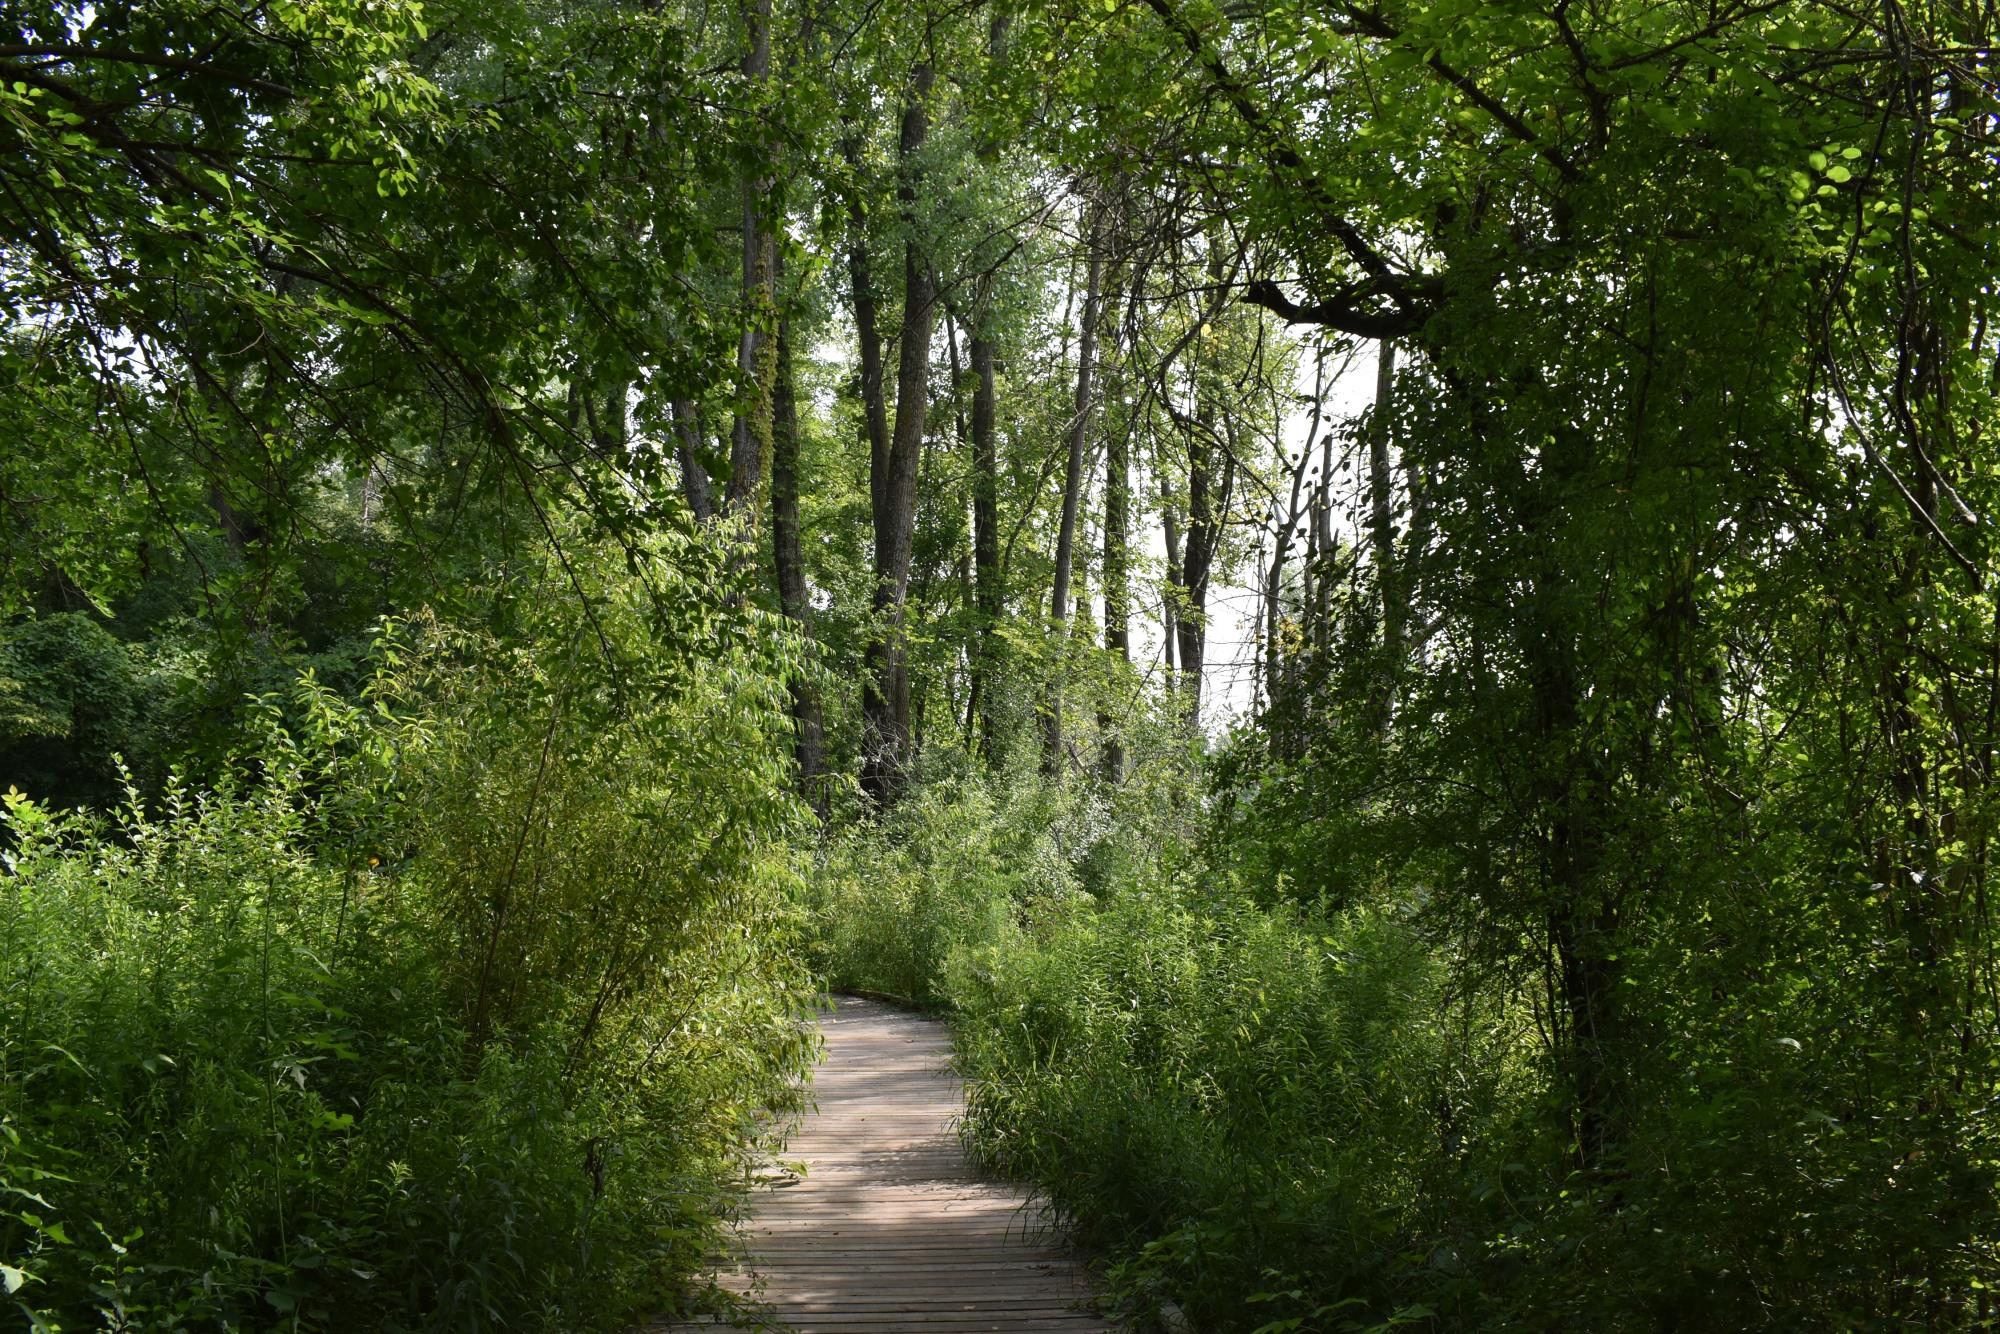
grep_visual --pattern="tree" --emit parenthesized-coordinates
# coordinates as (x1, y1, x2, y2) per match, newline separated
(844, 46, 938, 803)
(1040, 202, 1105, 774)
(1030, 0, 2000, 1287)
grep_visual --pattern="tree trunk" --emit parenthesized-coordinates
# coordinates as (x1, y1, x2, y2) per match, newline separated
(860, 61, 936, 805)
(1526, 422, 1620, 1176)
(1100, 395, 1130, 782)
(770, 297, 825, 815)
(1367, 340, 1400, 726)
(1041, 215, 1104, 776)
(673, 399, 715, 521)
(1265, 418, 1312, 718)
(1309, 381, 1336, 651)
(1159, 434, 1182, 678)
(1174, 406, 1232, 726)
(726, 0, 774, 524)
(584, 380, 627, 457)
(844, 130, 892, 516)
(967, 316, 1002, 755)
(964, 12, 1014, 759)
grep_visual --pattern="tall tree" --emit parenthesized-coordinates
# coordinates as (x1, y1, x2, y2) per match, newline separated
(966, 312, 1004, 753)
(963, 8, 1016, 758)
(1171, 386, 1233, 725)
(1099, 355, 1131, 782)
(1364, 340, 1398, 728)
(1261, 358, 1318, 725)
(1040, 205, 1105, 774)
(858, 57, 938, 804)
(725, 0, 777, 525)
(673, 401, 718, 522)
(1046, 0, 2000, 1229)
(770, 302, 825, 812)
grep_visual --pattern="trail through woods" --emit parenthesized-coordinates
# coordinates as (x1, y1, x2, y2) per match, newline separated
(654, 996, 1115, 1333)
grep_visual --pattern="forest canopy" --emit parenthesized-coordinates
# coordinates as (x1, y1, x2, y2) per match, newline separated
(2, 0, 1997, 1329)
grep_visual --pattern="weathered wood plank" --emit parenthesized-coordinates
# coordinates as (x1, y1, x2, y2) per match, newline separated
(647, 995, 1115, 1333)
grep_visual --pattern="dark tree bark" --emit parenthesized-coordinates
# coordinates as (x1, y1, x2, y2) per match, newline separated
(859, 60, 936, 805)
(960, 10, 1016, 756)
(966, 302, 1003, 756)
(1158, 433, 1182, 678)
(1367, 340, 1401, 726)
(580, 379, 628, 458)
(943, 314, 980, 749)
(1264, 396, 1314, 719)
(1522, 421, 1621, 1176)
(1272, 352, 1332, 710)
(1307, 390, 1337, 653)
(602, 383, 628, 454)
(845, 152, 891, 509)
(673, 399, 715, 522)
(1173, 406, 1233, 725)
(1100, 389, 1131, 782)
(964, 13, 1015, 758)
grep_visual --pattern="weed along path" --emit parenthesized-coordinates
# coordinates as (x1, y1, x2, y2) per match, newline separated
(654, 994, 1114, 1333)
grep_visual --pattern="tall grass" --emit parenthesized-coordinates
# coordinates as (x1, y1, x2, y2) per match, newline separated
(2, 597, 816, 1330)
(799, 758, 2000, 1329)
(949, 888, 1524, 1332)
(792, 773, 1526, 1332)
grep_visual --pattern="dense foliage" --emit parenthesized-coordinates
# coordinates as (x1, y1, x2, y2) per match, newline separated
(2, 553, 816, 1331)
(5, 0, 1997, 1328)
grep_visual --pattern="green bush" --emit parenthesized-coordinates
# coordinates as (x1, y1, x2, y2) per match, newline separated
(793, 772, 1535, 1331)
(798, 772, 1159, 1008)
(948, 884, 1514, 1333)
(808, 755, 2000, 1330)
(1, 573, 817, 1330)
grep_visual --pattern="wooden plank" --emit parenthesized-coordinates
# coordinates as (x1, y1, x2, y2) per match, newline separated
(647, 994, 1116, 1333)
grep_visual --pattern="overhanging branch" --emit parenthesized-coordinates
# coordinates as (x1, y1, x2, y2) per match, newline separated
(1242, 276, 1434, 338)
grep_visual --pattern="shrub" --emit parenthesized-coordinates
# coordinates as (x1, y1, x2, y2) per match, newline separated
(948, 885, 1513, 1332)
(793, 771, 1523, 1332)
(797, 770, 1169, 1008)
(2, 555, 817, 1330)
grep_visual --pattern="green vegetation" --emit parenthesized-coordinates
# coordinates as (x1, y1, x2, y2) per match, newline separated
(5, 0, 1998, 1328)
(809, 757, 2000, 1328)
(3, 565, 815, 1331)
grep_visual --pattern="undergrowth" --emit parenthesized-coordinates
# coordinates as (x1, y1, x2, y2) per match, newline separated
(795, 762, 1999, 1331)
(2, 561, 817, 1331)
(793, 768, 1517, 1330)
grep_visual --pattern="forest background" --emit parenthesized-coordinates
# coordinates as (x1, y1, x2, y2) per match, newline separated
(2, 0, 1997, 1329)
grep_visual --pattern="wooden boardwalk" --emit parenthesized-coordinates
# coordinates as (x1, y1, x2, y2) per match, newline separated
(653, 995, 1113, 1333)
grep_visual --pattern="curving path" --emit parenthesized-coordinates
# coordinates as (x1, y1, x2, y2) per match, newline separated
(654, 995, 1113, 1333)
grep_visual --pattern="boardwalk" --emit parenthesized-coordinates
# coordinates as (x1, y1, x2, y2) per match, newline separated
(656, 995, 1113, 1333)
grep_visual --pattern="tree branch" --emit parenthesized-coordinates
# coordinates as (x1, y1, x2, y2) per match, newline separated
(1241, 276, 1433, 338)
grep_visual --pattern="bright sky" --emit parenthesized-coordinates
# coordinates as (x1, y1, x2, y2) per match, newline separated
(809, 318, 1388, 736)
(1127, 336, 1384, 732)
